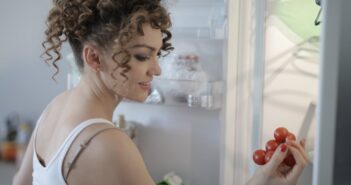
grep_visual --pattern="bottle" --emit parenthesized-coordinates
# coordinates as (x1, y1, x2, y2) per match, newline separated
(115, 115, 137, 146)
(117, 115, 126, 129)
(16, 122, 31, 166)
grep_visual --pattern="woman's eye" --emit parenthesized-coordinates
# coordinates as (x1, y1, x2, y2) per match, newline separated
(134, 55, 149, 62)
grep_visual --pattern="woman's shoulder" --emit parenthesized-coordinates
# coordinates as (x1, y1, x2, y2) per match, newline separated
(65, 125, 155, 184)
(68, 124, 137, 165)
(42, 90, 70, 113)
(90, 126, 133, 153)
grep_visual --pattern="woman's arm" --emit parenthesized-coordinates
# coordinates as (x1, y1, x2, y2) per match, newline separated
(12, 133, 34, 185)
(65, 128, 155, 185)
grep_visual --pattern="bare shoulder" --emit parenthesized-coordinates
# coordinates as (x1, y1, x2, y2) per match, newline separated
(42, 91, 70, 114)
(90, 128, 138, 160)
(66, 126, 155, 185)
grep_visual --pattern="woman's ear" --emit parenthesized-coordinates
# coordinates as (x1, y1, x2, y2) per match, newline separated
(82, 44, 101, 71)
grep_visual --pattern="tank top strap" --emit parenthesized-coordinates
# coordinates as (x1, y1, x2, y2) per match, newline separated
(62, 126, 120, 182)
(58, 118, 115, 157)
(35, 118, 115, 169)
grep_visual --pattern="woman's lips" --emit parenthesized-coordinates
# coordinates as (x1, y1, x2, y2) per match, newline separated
(138, 82, 150, 91)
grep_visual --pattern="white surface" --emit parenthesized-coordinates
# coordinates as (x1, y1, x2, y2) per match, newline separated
(228, 0, 258, 184)
(219, 0, 239, 184)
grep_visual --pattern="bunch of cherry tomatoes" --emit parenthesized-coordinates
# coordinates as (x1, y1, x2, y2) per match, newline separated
(253, 127, 296, 166)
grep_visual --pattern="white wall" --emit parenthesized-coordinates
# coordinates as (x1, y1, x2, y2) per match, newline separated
(0, 1, 69, 132)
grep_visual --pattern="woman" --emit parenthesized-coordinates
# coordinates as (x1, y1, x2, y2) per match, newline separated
(12, 0, 308, 184)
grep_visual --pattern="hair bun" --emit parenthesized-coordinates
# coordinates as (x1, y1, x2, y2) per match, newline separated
(42, 0, 173, 81)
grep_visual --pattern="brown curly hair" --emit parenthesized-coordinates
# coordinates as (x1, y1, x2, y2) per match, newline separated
(41, 0, 173, 81)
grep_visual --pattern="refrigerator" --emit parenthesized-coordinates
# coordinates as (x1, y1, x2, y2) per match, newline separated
(65, 0, 350, 185)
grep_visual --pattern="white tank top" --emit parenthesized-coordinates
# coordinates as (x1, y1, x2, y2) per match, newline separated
(32, 117, 114, 185)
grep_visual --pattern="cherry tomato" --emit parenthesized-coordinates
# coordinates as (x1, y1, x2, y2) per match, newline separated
(274, 127, 289, 143)
(265, 139, 279, 151)
(253, 149, 266, 165)
(286, 132, 296, 141)
(265, 150, 274, 163)
(284, 154, 296, 167)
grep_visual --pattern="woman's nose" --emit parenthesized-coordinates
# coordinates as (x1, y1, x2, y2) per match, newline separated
(148, 59, 161, 76)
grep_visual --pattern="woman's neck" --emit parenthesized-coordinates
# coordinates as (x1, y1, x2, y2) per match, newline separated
(70, 75, 122, 121)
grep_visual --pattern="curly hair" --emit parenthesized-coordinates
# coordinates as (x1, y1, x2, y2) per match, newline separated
(41, 0, 173, 81)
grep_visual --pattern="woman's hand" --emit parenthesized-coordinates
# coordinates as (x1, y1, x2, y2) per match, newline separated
(246, 139, 308, 185)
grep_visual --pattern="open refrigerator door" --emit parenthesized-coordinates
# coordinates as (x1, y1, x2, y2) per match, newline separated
(225, 0, 322, 185)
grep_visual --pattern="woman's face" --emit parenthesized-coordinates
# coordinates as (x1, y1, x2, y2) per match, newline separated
(100, 24, 163, 102)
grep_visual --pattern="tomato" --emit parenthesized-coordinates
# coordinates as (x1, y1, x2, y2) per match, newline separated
(274, 127, 289, 143)
(284, 154, 296, 167)
(265, 150, 274, 163)
(253, 149, 266, 165)
(252, 127, 298, 166)
(286, 132, 296, 141)
(265, 139, 278, 151)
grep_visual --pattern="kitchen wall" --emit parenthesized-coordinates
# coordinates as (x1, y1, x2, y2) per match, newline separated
(0, 1, 69, 183)
(0, 0, 70, 130)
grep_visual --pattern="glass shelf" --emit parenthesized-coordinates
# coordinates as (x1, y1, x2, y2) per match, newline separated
(67, 72, 223, 110)
(165, 0, 227, 40)
(170, 24, 227, 40)
(137, 78, 224, 110)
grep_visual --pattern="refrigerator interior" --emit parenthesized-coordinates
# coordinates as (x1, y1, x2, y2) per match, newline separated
(111, 0, 228, 184)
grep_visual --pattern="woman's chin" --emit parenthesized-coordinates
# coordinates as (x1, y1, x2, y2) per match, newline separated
(125, 95, 148, 103)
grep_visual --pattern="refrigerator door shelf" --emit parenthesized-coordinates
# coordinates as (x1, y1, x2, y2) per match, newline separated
(170, 21, 227, 40)
(124, 79, 224, 110)
(167, 0, 227, 40)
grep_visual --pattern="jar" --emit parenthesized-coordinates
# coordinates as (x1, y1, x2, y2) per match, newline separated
(159, 53, 208, 101)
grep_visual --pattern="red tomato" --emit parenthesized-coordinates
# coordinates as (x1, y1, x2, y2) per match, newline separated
(253, 150, 266, 165)
(286, 132, 296, 141)
(274, 127, 289, 143)
(284, 154, 296, 167)
(265, 150, 274, 163)
(265, 139, 279, 151)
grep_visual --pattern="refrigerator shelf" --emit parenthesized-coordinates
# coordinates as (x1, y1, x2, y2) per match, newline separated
(170, 25, 227, 40)
(68, 70, 224, 110)
(166, 0, 227, 40)
(125, 78, 224, 110)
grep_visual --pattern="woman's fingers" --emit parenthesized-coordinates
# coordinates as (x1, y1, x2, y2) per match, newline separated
(286, 139, 308, 162)
(286, 145, 308, 182)
(300, 139, 306, 149)
(265, 144, 289, 170)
